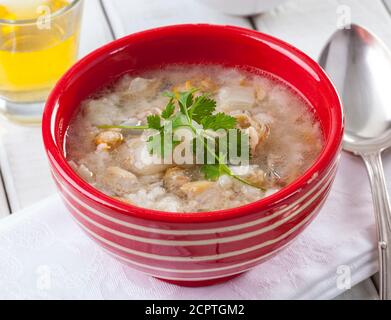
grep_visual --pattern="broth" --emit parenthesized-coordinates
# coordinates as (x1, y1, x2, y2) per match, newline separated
(66, 65, 323, 212)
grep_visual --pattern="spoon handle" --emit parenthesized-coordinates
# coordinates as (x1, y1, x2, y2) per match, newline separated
(361, 152, 391, 300)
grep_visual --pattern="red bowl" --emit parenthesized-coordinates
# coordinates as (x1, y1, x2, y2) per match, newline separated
(42, 24, 343, 287)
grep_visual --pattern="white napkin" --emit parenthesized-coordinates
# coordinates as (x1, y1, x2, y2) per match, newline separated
(0, 151, 387, 300)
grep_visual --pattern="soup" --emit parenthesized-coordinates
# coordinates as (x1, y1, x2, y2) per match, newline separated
(65, 65, 323, 212)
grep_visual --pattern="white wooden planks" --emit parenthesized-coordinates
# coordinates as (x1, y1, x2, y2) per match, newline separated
(254, 0, 391, 60)
(0, 0, 113, 212)
(101, 0, 252, 38)
(0, 124, 53, 212)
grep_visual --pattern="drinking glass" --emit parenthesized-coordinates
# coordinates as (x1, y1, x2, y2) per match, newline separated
(0, 0, 83, 124)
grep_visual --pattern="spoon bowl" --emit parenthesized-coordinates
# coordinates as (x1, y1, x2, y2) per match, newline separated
(319, 24, 391, 154)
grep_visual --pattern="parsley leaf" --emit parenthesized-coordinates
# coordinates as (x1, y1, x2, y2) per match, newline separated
(147, 114, 162, 130)
(100, 88, 261, 189)
(177, 90, 197, 114)
(189, 95, 216, 123)
(201, 163, 232, 181)
(201, 113, 237, 131)
(201, 164, 223, 181)
(171, 113, 190, 130)
(161, 98, 175, 119)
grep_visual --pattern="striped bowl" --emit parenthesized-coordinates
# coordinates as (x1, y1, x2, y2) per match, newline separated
(42, 24, 344, 286)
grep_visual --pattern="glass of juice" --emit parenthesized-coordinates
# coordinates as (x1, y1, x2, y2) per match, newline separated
(0, 0, 83, 124)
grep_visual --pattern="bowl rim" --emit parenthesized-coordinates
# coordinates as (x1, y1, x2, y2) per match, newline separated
(42, 24, 343, 224)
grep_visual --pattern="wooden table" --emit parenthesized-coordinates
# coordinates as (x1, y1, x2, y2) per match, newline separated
(1, 0, 389, 299)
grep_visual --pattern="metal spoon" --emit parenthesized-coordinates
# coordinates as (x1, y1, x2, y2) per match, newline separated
(319, 24, 391, 300)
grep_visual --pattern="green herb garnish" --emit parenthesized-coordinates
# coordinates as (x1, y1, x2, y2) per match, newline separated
(99, 89, 261, 189)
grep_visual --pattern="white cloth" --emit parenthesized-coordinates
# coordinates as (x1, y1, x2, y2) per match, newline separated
(0, 151, 386, 300)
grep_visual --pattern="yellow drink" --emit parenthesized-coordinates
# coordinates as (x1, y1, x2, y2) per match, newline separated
(0, 0, 82, 103)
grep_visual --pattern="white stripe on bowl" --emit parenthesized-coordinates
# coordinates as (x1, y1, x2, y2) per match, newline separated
(71, 194, 328, 262)
(100, 234, 294, 274)
(69, 198, 324, 281)
(52, 161, 336, 236)
(61, 171, 332, 246)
